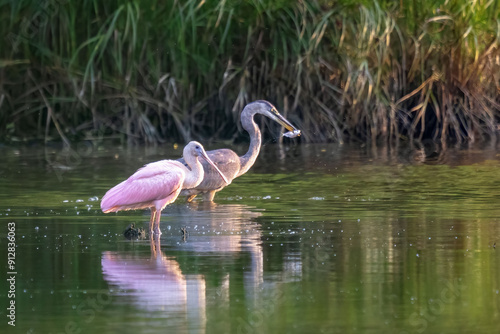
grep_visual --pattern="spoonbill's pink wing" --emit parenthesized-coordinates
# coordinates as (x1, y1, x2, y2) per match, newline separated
(101, 160, 186, 213)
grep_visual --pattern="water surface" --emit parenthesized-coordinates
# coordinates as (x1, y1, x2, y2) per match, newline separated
(1, 142, 500, 333)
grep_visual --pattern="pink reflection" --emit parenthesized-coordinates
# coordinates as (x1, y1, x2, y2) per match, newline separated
(102, 237, 206, 332)
(101, 203, 302, 331)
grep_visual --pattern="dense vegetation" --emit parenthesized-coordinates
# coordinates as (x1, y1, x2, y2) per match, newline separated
(0, 0, 499, 145)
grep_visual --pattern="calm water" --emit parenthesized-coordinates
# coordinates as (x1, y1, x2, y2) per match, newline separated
(1, 141, 500, 334)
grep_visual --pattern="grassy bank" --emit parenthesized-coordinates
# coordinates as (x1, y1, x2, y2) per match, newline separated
(0, 0, 499, 145)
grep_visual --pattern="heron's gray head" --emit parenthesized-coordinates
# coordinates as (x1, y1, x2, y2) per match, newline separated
(243, 100, 299, 134)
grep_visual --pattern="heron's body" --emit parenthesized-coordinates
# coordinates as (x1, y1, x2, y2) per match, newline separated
(101, 141, 228, 235)
(179, 100, 300, 202)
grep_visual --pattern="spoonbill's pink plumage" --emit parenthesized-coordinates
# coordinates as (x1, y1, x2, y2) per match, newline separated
(101, 141, 228, 235)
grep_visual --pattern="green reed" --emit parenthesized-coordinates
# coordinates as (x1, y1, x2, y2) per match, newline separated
(0, 0, 498, 145)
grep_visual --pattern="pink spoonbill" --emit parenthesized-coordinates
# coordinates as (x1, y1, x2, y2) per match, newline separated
(101, 141, 229, 235)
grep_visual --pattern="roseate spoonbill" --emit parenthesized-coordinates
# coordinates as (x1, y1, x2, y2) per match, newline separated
(179, 100, 300, 202)
(101, 141, 228, 235)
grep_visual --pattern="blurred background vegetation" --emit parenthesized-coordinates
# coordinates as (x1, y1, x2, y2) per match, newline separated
(0, 0, 499, 146)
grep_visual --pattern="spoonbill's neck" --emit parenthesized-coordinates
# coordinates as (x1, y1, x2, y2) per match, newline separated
(182, 156, 205, 189)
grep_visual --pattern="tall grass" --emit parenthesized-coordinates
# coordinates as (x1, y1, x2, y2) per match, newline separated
(0, 0, 499, 145)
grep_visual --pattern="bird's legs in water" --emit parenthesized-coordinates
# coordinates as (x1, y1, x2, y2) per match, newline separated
(186, 191, 215, 202)
(202, 190, 217, 202)
(186, 189, 221, 202)
(148, 209, 155, 234)
(186, 195, 197, 203)
(154, 209, 162, 235)
(148, 208, 162, 235)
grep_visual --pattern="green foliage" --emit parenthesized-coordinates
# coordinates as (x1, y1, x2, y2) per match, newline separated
(0, 0, 499, 145)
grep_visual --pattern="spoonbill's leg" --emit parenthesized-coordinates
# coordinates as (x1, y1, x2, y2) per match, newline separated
(154, 209, 162, 235)
(149, 209, 156, 235)
(186, 195, 197, 203)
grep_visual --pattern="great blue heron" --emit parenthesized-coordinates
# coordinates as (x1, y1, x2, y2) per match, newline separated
(179, 100, 300, 202)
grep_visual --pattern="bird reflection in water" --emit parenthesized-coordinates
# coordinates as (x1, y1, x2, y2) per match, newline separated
(102, 236, 206, 332)
(102, 203, 303, 332)
(102, 204, 263, 331)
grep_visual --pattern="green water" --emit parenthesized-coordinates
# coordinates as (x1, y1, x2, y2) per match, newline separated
(1, 142, 500, 334)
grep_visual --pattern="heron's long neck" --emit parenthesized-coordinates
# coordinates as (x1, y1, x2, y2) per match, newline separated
(183, 157, 204, 189)
(238, 114, 261, 177)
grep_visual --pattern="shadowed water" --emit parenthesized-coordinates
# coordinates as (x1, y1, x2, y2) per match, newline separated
(1, 141, 500, 334)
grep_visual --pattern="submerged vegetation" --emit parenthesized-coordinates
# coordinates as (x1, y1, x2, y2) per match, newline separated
(0, 0, 499, 145)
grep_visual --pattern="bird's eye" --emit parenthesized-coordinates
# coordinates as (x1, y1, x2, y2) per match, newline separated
(196, 146, 200, 150)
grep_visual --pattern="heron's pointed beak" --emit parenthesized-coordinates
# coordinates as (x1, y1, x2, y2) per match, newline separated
(199, 151, 230, 184)
(270, 107, 301, 136)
